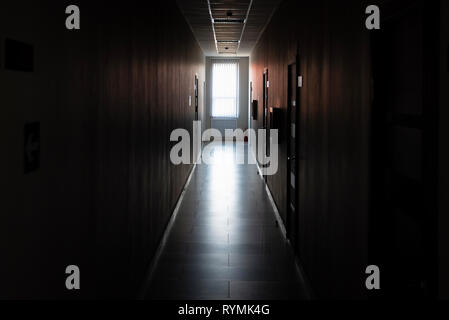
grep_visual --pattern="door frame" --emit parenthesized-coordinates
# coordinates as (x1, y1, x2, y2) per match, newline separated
(286, 52, 301, 251)
(262, 68, 269, 180)
(194, 74, 199, 121)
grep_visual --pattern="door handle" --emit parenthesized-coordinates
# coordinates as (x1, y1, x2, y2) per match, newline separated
(288, 156, 296, 161)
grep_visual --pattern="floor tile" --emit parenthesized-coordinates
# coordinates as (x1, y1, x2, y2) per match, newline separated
(145, 142, 306, 300)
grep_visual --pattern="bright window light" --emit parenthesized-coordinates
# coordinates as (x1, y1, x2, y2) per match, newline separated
(212, 61, 239, 118)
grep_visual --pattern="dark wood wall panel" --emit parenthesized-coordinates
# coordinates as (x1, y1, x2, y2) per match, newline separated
(250, 0, 371, 298)
(93, 1, 205, 297)
(0, 0, 204, 298)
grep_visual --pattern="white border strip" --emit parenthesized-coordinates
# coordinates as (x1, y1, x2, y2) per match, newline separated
(138, 162, 198, 299)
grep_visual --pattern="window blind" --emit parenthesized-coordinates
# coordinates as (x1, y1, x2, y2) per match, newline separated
(212, 61, 239, 118)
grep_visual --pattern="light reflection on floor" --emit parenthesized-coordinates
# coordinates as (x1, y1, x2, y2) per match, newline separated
(146, 142, 306, 300)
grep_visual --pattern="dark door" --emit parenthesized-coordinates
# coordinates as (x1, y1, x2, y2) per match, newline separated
(263, 69, 269, 179)
(287, 61, 299, 247)
(370, 1, 438, 298)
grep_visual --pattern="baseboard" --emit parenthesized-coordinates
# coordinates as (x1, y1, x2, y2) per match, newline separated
(138, 161, 198, 299)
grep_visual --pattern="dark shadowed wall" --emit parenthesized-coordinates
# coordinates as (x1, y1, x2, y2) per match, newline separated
(0, 0, 204, 298)
(250, 0, 372, 299)
(250, 0, 442, 299)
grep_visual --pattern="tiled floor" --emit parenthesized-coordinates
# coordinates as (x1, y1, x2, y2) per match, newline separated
(144, 142, 306, 300)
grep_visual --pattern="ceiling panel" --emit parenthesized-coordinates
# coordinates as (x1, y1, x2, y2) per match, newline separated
(177, 0, 281, 56)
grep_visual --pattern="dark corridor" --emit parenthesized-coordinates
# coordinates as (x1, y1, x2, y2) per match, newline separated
(1, 0, 448, 307)
(144, 143, 305, 300)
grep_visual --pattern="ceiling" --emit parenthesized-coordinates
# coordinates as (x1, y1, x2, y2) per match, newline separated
(177, 0, 282, 57)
